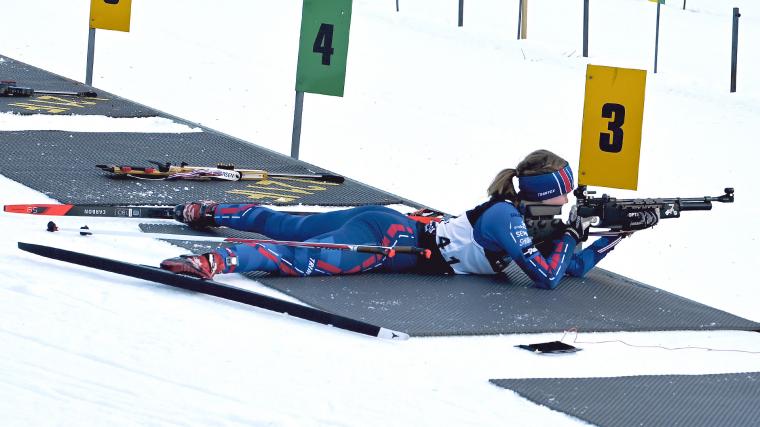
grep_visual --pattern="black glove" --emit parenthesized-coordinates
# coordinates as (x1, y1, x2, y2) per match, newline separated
(173, 201, 218, 228)
(622, 208, 659, 231)
(564, 206, 592, 243)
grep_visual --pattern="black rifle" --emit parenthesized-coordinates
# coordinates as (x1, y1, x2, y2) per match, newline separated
(1, 80, 97, 98)
(525, 186, 735, 248)
(575, 185, 734, 229)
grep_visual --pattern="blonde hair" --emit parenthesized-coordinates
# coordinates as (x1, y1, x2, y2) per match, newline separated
(487, 149, 569, 201)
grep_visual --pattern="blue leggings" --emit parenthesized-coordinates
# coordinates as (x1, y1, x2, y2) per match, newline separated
(212, 205, 420, 276)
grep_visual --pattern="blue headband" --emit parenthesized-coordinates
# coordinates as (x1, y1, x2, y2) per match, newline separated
(517, 164, 574, 201)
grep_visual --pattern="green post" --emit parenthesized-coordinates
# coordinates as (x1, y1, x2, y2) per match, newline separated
(292, 0, 353, 159)
(295, 0, 353, 97)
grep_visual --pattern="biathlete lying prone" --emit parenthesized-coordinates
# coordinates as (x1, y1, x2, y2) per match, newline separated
(160, 150, 658, 289)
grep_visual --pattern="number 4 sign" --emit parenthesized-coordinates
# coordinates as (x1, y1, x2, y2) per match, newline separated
(296, 0, 353, 97)
(578, 65, 647, 190)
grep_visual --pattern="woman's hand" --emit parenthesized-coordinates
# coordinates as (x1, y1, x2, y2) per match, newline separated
(565, 206, 592, 242)
(173, 201, 219, 228)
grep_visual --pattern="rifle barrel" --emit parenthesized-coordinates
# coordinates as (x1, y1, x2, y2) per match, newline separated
(679, 201, 712, 211)
(611, 191, 734, 207)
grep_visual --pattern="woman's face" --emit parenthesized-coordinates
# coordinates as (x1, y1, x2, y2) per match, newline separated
(541, 193, 569, 206)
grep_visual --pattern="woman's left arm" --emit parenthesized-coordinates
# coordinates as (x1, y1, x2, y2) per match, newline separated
(564, 235, 626, 277)
(477, 203, 578, 289)
(477, 204, 626, 289)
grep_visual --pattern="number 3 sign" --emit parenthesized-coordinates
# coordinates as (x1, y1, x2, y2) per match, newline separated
(579, 65, 647, 190)
(296, 0, 353, 97)
(89, 0, 132, 32)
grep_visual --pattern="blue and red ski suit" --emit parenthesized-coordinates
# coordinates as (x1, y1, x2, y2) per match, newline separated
(211, 201, 622, 289)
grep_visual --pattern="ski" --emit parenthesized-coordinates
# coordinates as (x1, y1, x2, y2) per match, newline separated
(3, 203, 329, 219)
(17, 242, 409, 340)
(96, 162, 345, 183)
(5, 203, 449, 223)
(4, 204, 175, 219)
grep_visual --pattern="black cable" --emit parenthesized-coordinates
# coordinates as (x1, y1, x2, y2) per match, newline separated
(560, 327, 760, 355)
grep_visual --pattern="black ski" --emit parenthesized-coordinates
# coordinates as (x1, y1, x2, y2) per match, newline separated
(4, 203, 175, 219)
(5, 203, 449, 222)
(18, 242, 409, 340)
(4, 203, 319, 219)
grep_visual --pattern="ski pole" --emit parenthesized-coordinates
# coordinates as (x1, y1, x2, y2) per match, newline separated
(45, 222, 433, 259)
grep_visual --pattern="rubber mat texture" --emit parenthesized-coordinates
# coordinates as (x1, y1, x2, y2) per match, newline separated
(0, 55, 159, 117)
(0, 130, 416, 206)
(140, 223, 760, 336)
(490, 373, 760, 427)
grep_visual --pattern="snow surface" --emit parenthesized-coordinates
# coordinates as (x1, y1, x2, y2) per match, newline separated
(0, 113, 202, 133)
(1, 0, 759, 425)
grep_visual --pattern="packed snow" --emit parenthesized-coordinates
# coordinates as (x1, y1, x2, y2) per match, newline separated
(1, 0, 759, 426)
(0, 113, 202, 133)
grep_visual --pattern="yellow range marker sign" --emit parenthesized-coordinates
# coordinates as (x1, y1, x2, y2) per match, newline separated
(578, 65, 647, 191)
(226, 177, 342, 203)
(90, 0, 132, 32)
(9, 96, 111, 114)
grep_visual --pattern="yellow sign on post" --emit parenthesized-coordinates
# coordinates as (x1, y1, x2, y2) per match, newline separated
(578, 64, 647, 190)
(89, 0, 132, 32)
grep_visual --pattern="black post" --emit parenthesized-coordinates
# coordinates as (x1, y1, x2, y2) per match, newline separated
(396, 0, 399, 12)
(731, 7, 740, 93)
(85, 28, 96, 85)
(517, 0, 523, 39)
(458, 0, 463, 27)
(583, 0, 589, 57)
(682, 0, 686, 10)
(291, 91, 304, 159)
(654, 0, 661, 73)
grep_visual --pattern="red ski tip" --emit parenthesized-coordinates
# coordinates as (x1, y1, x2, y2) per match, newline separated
(4, 204, 74, 216)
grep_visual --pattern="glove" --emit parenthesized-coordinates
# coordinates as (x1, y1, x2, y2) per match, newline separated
(564, 205, 593, 243)
(160, 252, 226, 279)
(623, 208, 659, 231)
(173, 201, 218, 228)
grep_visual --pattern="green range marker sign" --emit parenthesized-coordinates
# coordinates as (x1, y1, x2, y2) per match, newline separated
(296, 0, 353, 97)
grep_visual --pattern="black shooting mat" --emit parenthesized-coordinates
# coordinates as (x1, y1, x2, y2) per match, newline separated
(0, 130, 416, 206)
(0, 54, 159, 117)
(141, 223, 760, 337)
(490, 373, 760, 427)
